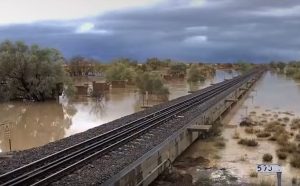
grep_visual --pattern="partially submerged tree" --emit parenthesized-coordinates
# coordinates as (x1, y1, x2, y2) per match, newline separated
(105, 62, 136, 82)
(135, 72, 169, 95)
(145, 58, 171, 71)
(0, 40, 73, 101)
(169, 62, 187, 77)
(236, 61, 253, 74)
(187, 64, 205, 82)
(68, 56, 101, 76)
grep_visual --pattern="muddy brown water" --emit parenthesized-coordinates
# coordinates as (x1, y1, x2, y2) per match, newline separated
(176, 71, 300, 185)
(0, 70, 237, 153)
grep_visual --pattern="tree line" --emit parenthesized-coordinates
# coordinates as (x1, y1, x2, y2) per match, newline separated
(270, 61, 300, 80)
(1, 40, 251, 102)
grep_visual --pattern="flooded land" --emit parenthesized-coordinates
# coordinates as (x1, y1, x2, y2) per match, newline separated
(0, 70, 236, 153)
(157, 71, 300, 186)
(4, 69, 300, 185)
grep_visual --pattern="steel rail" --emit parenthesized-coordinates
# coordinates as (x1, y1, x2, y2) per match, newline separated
(0, 71, 245, 183)
(0, 70, 262, 186)
(32, 70, 259, 186)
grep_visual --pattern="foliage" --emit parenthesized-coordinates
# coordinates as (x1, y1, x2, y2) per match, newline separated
(0, 40, 72, 101)
(236, 60, 253, 74)
(145, 58, 170, 70)
(277, 62, 286, 71)
(262, 153, 273, 162)
(249, 171, 258, 177)
(135, 72, 169, 95)
(238, 138, 258, 146)
(269, 61, 286, 72)
(112, 58, 138, 68)
(94, 63, 107, 74)
(169, 62, 187, 77)
(274, 61, 300, 80)
(187, 64, 205, 82)
(291, 154, 300, 168)
(256, 132, 271, 138)
(245, 127, 255, 134)
(276, 151, 287, 160)
(105, 62, 136, 82)
(68, 56, 107, 76)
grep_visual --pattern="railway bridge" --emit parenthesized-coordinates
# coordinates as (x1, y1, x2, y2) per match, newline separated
(0, 69, 264, 186)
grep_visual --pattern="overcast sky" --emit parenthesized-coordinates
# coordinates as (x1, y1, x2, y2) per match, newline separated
(0, 0, 299, 63)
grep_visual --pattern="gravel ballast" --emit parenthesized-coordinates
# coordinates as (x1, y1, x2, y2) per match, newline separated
(52, 75, 257, 185)
(0, 73, 260, 186)
(0, 81, 223, 175)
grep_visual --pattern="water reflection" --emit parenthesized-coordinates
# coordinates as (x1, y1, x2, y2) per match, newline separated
(0, 70, 235, 152)
(0, 102, 71, 152)
(240, 71, 300, 113)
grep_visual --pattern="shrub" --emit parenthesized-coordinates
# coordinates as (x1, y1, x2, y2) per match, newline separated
(261, 119, 268, 123)
(283, 117, 290, 122)
(292, 177, 297, 184)
(263, 153, 273, 162)
(276, 151, 288, 160)
(249, 171, 258, 177)
(296, 134, 300, 141)
(264, 122, 283, 132)
(276, 133, 290, 145)
(187, 64, 205, 82)
(291, 118, 300, 129)
(254, 129, 261, 133)
(238, 138, 258, 147)
(256, 132, 271, 138)
(135, 72, 169, 95)
(245, 127, 255, 134)
(240, 118, 254, 126)
(268, 135, 277, 141)
(265, 121, 284, 132)
(278, 143, 297, 153)
(291, 154, 300, 168)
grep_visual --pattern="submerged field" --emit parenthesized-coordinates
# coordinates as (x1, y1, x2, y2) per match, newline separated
(0, 70, 236, 153)
(153, 71, 300, 186)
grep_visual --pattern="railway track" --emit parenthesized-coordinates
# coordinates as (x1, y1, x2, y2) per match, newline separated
(0, 69, 263, 186)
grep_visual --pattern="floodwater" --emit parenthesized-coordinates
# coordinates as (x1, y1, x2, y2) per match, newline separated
(178, 71, 300, 185)
(0, 70, 236, 153)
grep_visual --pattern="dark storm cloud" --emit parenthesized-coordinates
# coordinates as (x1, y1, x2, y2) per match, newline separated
(1, 0, 300, 62)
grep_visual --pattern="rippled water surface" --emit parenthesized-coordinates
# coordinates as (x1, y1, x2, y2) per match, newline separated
(0, 70, 236, 152)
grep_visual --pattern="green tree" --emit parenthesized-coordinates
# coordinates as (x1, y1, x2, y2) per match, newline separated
(105, 63, 136, 82)
(236, 60, 252, 74)
(68, 56, 97, 76)
(0, 40, 73, 101)
(112, 58, 138, 68)
(169, 63, 187, 77)
(135, 72, 169, 95)
(277, 62, 286, 72)
(187, 64, 205, 82)
(145, 58, 162, 70)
